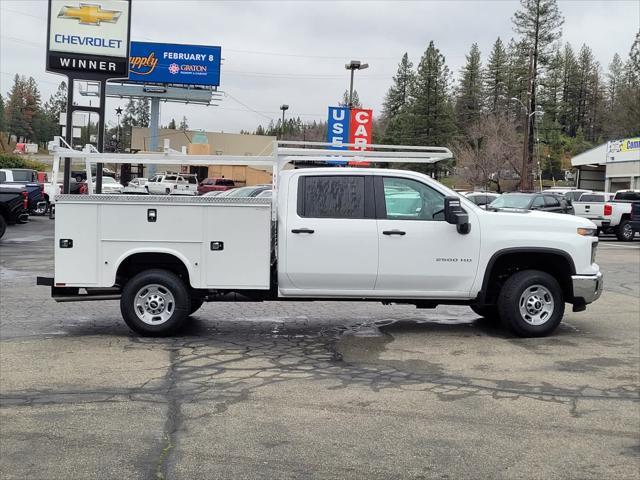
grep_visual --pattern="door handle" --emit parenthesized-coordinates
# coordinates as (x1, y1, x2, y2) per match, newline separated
(382, 230, 406, 236)
(291, 228, 315, 234)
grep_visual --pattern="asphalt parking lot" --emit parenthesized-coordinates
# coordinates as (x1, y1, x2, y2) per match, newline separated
(1, 217, 639, 480)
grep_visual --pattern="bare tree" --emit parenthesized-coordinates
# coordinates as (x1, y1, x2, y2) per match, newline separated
(453, 114, 521, 193)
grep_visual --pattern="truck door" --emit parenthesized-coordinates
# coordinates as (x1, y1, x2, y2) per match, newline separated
(374, 176, 481, 296)
(282, 174, 378, 292)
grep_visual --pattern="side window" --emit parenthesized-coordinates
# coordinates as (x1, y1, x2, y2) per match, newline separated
(544, 196, 561, 207)
(382, 177, 445, 221)
(532, 196, 545, 208)
(0, 171, 5, 182)
(298, 176, 366, 219)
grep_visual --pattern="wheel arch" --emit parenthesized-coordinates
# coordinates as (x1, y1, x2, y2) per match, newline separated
(478, 248, 576, 306)
(114, 249, 195, 288)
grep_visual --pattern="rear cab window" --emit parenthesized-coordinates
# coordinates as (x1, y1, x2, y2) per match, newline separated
(297, 175, 373, 219)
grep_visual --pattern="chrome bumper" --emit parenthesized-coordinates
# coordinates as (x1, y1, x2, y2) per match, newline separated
(572, 271, 603, 304)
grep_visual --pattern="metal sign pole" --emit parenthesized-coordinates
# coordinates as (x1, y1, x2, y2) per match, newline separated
(63, 76, 75, 194)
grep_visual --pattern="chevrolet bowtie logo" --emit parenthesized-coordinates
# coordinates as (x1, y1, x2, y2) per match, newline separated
(58, 3, 121, 25)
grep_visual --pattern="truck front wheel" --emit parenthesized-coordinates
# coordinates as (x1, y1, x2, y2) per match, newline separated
(497, 270, 564, 337)
(120, 269, 190, 336)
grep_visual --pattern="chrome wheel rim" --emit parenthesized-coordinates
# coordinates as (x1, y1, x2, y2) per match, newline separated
(134, 284, 175, 325)
(518, 284, 554, 326)
(622, 223, 633, 239)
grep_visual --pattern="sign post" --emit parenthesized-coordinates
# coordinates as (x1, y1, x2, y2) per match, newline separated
(46, 0, 131, 193)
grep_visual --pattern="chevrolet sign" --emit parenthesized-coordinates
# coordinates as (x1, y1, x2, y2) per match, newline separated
(47, 0, 131, 77)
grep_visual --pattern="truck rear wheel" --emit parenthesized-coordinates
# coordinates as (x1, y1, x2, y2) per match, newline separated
(0, 215, 6, 239)
(120, 269, 190, 336)
(497, 270, 564, 337)
(615, 220, 634, 242)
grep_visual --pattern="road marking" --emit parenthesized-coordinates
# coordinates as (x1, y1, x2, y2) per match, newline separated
(598, 243, 640, 249)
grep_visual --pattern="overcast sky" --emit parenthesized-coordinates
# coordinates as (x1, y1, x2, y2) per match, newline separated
(1, 0, 638, 134)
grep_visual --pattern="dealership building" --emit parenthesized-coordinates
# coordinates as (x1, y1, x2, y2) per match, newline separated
(571, 137, 640, 192)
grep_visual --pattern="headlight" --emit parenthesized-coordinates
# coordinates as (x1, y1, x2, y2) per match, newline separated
(577, 227, 596, 236)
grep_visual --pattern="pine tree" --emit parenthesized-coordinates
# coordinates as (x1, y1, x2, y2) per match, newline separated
(339, 90, 361, 108)
(135, 99, 150, 128)
(619, 32, 640, 136)
(382, 53, 414, 119)
(505, 38, 530, 118)
(484, 37, 509, 113)
(179, 116, 189, 130)
(512, 0, 564, 188)
(168, 118, 177, 129)
(559, 43, 579, 135)
(539, 48, 563, 125)
(455, 43, 483, 130)
(6, 75, 28, 142)
(0, 94, 5, 134)
(409, 40, 456, 147)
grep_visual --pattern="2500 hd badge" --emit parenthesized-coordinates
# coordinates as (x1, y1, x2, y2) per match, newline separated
(436, 257, 473, 263)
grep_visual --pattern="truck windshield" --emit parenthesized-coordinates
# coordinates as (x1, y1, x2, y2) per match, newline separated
(489, 195, 533, 209)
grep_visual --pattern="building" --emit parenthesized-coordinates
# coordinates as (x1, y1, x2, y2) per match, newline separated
(571, 137, 640, 192)
(130, 128, 277, 185)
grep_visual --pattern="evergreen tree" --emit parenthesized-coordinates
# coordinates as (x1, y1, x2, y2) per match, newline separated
(455, 43, 483, 130)
(559, 43, 579, 135)
(135, 99, 150, 128)
(504, 38, 530, 118)
(382, 53, 414, 119)
(619, 32, 640, 136)
(5, 75, 28, 141)
(0, 94, 5, 134)
(179, 116, 189, 130)
(409, 40, 456, 146)
(483, 37, 509, 113)
(539, 48, 563, 125)
(340, 89, 361, 108)
(512, 0, 564, 187)
(168, 118, 177, 129)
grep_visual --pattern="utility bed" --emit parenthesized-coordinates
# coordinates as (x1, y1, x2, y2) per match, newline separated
(54, 194, 272, 290)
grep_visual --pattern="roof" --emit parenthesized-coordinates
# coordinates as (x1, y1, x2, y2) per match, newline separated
(571, 144, 607, 167)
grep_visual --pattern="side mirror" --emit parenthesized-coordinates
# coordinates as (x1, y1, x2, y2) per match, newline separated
(444, 196, 470, 234)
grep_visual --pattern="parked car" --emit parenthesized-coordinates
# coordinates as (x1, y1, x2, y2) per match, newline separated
(218, 184, 271, 198)
(0, 187, 30, 238)
(255, 189, 272, 198)
(202, 190, 225, 197)
(197, 177, 236, 195)
(573, 190, 640, 241)
(572, 192, 616, 234)
(0, 168, 45, 213)
(464, 192, 500, 208)
(488, 192, 572, 214)
(71, 166, 116, 182)
(91, 176, 124, 194)
(542, 188, 592, 203)
(146, 173, 198, 195)
(123, 178, 149, 194)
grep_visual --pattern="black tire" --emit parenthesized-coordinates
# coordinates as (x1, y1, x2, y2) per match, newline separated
(165, 188, 171, 195)
(0, 215, 6, 239)
(497, 270, 564, 337)
(615, 220, 634, 242)
(120, 269, 190, 336)
(189, 296, 205, 315)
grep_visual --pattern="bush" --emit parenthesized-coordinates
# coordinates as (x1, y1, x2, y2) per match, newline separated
(0, 154, 48, 172)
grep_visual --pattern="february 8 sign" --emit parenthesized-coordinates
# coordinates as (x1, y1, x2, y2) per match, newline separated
(128, 41, 221, 86)
(327, 106, 373, 150)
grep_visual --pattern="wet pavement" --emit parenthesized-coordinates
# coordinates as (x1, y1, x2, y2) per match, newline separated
(1, 217, 639, 479)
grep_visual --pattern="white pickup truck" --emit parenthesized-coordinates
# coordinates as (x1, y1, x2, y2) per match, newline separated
(574, 190, 640, 241)
(38, 140, 603, 338)
(146, 172, 198, 195)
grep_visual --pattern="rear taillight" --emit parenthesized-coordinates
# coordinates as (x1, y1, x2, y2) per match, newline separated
(39, 184, 45, 199)
(604, 204, 612, 216)
(21, 191, 28, 210)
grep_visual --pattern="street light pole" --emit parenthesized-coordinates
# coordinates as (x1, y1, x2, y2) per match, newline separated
(279, 104, 289, 140)
(345, 60, 369, 108)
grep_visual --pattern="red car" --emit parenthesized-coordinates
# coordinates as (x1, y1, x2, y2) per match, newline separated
(197, 177, 236, 195)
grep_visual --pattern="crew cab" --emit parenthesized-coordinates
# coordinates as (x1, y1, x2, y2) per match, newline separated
(39, 141, 603, 338)
(0, 168, 46, 214)
(146, 173, 198, 195)
(574, 190, 640, 241)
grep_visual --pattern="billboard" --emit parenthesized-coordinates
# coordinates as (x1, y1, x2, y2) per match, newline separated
(348, 109, 373, 150)
(47, 0, 131, 77)
(327, 106, 350, 150)
(128, 42, 222, 86)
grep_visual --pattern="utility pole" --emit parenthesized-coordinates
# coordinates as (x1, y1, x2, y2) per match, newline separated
(280, 104, 289, 140)
(524, 51, 534, 191)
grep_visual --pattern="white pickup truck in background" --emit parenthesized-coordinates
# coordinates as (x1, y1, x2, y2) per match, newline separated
(573, 190, 640, 241)
(146, 172, 198, 195)
(38, 140, 603, 338)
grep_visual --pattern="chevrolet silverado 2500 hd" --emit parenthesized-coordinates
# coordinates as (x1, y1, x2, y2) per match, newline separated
(38, 141, 603, 338)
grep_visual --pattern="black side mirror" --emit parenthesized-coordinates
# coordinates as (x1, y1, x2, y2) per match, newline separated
(444, 196, 470, 234)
